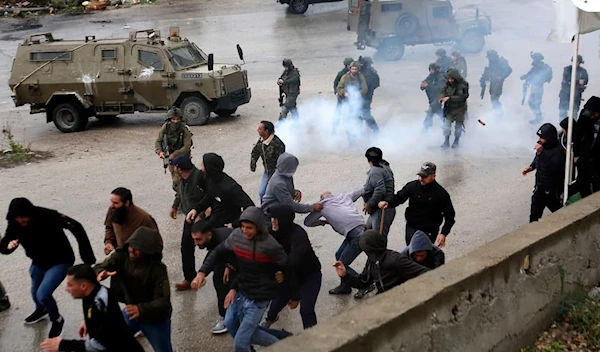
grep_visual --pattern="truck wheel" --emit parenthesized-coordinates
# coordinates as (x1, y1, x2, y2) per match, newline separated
(395, 14, 419, 37)
(214, 108, 237, 118)
(288, 0, 309, 14)
(181, 96, 210, 126)
(458, 30, 485, 54)
(378, 38, 405, 61)
(52, 102, 88, 133)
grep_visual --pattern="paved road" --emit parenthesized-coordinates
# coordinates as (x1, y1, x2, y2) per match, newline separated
(0, 0, 598, 351)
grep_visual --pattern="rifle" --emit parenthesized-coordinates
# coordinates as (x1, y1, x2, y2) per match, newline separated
(278, 85, 285, 107)
(480, 81, 486, 100)
(521, 81, 529, 105)
(162, 132, 170, 174)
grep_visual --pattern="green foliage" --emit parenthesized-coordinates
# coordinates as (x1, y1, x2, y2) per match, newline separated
(1, 123, 33, 164)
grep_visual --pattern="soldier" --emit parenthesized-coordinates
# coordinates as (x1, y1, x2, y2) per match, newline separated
(333, 57, 354, 133)
(558, 55, 588, 122)
(278, 59, 301, 120)
(337, 61, 368, 123)
(520, 52, 553, 124)
(155, 107, 193, 201)
(450, 50, 467, 79)
(358, 56, 380, 133)
(440, 69, 469, 149)
(420, 63, 446, 132)
(480, 50, 512, 118)
(435, 48, 452, 74)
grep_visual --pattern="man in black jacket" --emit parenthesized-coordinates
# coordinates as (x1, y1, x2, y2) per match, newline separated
(380, 162, 455, 247)
(333, 230, 429, 294)
(262, 205, 321, 329)
(40, 264, 144, 352)
(0, 198, 96, 338)
(191, 222, 234, 334)
(522, 123, 565, 222)
(186, 153, 255, 228)
(573, 96, 600, 198)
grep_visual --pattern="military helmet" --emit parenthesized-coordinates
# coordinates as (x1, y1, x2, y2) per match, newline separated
(343, 57, 354, 66)
(530, 52, 544, 61)
(350, 61, 362, 68)
(486, 50, 498, 59)
(167, 107, 182, 119)
(451, 50, 461, 57)
(359, 56, 373, 65)
(435, 48, 446, 56)
(282, 58, 294, 68)
(571, 55, 584, 64)
(428, 63, 440, 71)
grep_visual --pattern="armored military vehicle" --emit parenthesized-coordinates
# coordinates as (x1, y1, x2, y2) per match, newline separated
(8, 28, 251, 132)
(279, 0, 344, 14)
(353, 0, 492, 61)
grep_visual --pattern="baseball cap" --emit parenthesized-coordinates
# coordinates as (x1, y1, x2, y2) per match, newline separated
(417, 162, 436, 177)
(170, 155, 193, 170)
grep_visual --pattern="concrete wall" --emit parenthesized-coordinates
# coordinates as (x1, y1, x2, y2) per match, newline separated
(268, 193, 600, 352)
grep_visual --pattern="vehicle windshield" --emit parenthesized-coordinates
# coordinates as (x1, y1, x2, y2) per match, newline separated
(168, 44, 207, 70)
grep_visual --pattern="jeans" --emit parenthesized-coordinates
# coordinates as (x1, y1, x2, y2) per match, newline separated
(267, 271, 322, 329)
(29, 263, 70, 321)
(366, 208, 396, 237)
(122, 309, 173, 352)
(335, 226, 365, 278)
(225, 293, 280, 352)
(258, 171, 269, 203)
(181, 221, 197, 282)
(405, 225, 438, 246)
(423, 103, 444, 129)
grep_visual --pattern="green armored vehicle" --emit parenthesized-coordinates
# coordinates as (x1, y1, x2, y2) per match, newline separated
(8, 28, 251, 132)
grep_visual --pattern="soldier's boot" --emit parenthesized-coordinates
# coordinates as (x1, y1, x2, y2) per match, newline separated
(452, 136, 460, 148)
(441, 136, 450, 149)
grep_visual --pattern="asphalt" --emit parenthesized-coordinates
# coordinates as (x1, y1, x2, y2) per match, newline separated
(0, 0, 598, 351)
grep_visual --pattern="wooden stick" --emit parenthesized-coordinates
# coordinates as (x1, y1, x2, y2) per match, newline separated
(379, 209, 385, 235)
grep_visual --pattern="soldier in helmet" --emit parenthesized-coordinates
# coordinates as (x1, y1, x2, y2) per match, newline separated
(420, 63, 446, 132)
(333, 57, 354, 133)
(449, 50, 467, 79)
(520, 52, 553, 124)
(359, 56, 380, 133)
(278, 58, 301, 120)
(558, 55, 588, 122)
(480, 50, 512, 118)
(155, 107, 194, 200)
(440, 69, 469, 149)
(435, 48, 452, 74)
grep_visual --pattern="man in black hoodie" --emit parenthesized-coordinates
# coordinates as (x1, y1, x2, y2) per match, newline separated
(186, 153, 255, 228)
(333, 230, 429, 294)
(0, 198, 96, 338)
(40, 264, 144, 352)
(262, 205, 322, 329)
(522, 123, 566, 222)
(573, 96, 600, 198)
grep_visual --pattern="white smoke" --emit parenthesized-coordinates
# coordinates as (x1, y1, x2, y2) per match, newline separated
(139, 67, 155, 80)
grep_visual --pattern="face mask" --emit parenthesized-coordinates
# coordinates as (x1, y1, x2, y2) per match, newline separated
(169, 121, 182, 132)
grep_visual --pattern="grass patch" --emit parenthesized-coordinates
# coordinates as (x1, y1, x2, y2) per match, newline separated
(0, 123, 51, 168)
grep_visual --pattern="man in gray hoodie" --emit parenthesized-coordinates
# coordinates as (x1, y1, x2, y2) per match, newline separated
(261, 153, 323, 217)
(304, 189, 366, 295)
(400, 231, 445, 270)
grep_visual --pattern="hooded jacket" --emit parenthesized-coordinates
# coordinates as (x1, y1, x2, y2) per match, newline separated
(422, 69, 446, 105)
(363, 163, 395, 213)
(192, 153, 255, 227)
(199, 207, 300, 301)
(441, 69, 469, 118)
(1, 198, 96, 270)
(95, 227, 172, 323)
(574, 97, 600, 162)
(269, 205, 321, 282)
(344, 230, 429, 294)
(58, 284, 144, 352)
(400, 231, 445, 269)
(531, 123, 566, 191)
(261, 153, 314, 215)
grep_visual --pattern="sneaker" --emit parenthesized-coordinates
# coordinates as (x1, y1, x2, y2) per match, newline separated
(211, 316, 228, 335)
(24, 308, 49, 325)
(48, 316, 65, 338)
(175, 280, 191, 291)
(260, 315, 278, 328)
(354, 284, 376, 299)
(328, 284, 352, 295)
(0, 297, 10, 313)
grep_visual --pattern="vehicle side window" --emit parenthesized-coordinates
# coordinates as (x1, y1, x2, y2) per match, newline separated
(30, 51, 71, 61)
(381, 3, 402, 12)
(101, 49, 116, 60)
(349, 0, 359, 7)
(138, 50, 164, 70)
(432, 6, 451, 18)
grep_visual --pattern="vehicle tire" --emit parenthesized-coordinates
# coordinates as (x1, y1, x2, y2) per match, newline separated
(288, 0, 309, 14)
(214, 108, 237, 118)
(52, 102, 88, 133)
(378, 38, 405, 61)
(458, 29, 485, 54)
(395, 14, 419, 37)
(181, 96, 210, 126)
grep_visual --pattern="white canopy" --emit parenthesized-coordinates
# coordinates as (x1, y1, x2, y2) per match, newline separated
(548, 0, 600, 43)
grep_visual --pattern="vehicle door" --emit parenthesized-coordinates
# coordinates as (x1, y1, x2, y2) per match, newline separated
(93, 44, 127, 103)
(370, 1, 404, 36)
(129, 45, 173, 108)
(426, 2, 458, 42)
(348, 0, 361, 31)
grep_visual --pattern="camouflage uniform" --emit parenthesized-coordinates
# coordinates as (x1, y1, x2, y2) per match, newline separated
(421, 63, 446, 130)
(279, 59, 301, 120)
(480, 50, 512, 118)
(359, 56, 380, 133)
(435, 48, 452, 75)
(558, 55, 588, 121)
(450, 50, 467, 79)
(440, 69, 469, 148)
(155, 107, 193, 196)
(520, 52, 552, 123)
